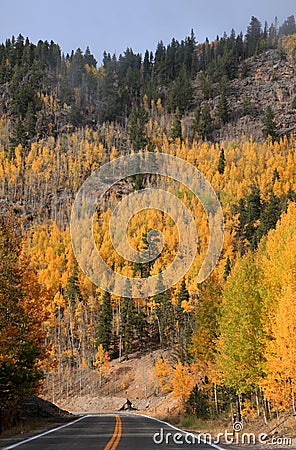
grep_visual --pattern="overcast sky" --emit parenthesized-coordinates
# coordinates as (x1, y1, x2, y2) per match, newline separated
(0, 0, 295, 63)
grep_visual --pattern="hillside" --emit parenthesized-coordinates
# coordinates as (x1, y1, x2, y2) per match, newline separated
(204, 48, 296, 141)
(54, 349, 179, 417)
(1, 15, 296, 435)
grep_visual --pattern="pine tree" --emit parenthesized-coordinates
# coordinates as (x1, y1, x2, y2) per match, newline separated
(175, 279, 192, 362)
(97, 291, 113, 352)
(168, 65, 193, 113)
(237, 186, 262, 250)
(120, 280, 136, 359)
(66, 263, 81, 307)
(279, 15, 296, 36)
(176, 279, 189, 326)
(223, 256, 231, 281)
(198, 103, 212, 140)
(170, 107, 182, 141)
(128, 106, 149, 152)
(192, 101, 202, 138)
(262, 106, 278, 141)
(246, 16, 262, 57)
(256, 193, 281, 242)
(154, 273, 174, 348)
(134, 303, 147, 350)
(217, 92, 229, 125)
(218, 148, 226, 174)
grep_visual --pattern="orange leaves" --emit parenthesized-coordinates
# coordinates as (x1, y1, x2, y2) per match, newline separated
(154, 357, 195, 408)
(281, 34, 296, 61)
(94, 344, 110, 386)
(171, 362, 195, 408)
(0, 214, 48, 404)
(262, 284, 296, 409)
(154, 356, 173, 394)
(258, 203, 296, 408)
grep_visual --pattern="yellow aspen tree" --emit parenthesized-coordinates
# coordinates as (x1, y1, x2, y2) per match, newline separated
(262, 283, 296, 411)
(94, 344, 110, 387)
(171, 362, 194, 409)
(154, 357, 173, 394)
(259, 203, 296, 411)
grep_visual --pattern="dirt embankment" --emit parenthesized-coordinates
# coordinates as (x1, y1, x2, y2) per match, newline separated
(51, 349, 179, 417)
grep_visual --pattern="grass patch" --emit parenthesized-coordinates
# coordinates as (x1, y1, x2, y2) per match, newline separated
(0, 416, 74, 439)
(0, 418, 51, 438)
(178, 415, 211, 430)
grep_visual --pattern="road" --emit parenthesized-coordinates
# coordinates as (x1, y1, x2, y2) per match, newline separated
(1, 413, 225, 450)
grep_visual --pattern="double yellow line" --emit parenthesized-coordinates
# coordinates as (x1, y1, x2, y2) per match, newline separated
(104, 414, 122, 450)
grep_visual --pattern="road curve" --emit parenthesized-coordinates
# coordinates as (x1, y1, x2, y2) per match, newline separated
(1, 413, 225, 450)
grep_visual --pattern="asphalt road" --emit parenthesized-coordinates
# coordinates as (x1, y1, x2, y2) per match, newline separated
(1, 413, 226, 450)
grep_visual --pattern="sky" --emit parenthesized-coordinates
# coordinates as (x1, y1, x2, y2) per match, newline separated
(0, 0, 295, 63)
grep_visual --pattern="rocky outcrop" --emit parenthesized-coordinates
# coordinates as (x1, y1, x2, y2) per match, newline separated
(20, 396, 72, 420)
(195, 48, 296, 142)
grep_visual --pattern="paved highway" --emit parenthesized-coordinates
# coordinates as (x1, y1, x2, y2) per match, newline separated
(1, 413, 225, 450)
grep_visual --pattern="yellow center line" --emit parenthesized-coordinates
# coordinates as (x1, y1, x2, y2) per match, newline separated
(104, 414, 122, 450)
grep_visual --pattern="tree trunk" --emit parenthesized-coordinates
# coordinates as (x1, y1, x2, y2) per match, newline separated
(214, 383, 219, 415)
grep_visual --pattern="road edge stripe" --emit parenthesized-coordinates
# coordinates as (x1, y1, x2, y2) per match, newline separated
(2, 415, 90, 450)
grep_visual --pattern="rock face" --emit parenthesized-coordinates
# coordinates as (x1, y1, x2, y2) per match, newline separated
(20, 396, 72, 420)
(195, 48, 296, 142)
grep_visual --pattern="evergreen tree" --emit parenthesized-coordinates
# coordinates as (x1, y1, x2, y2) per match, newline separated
(237, 186, 262, 251)
(128, 106, 149, 151)
(168, 65, 193, 113)
(279, 15, 296, 36)
(262, 106, 278, 141)
(134, 303, 147, 350)
(154, 273, 174, 348)
(192, 101, 202, 138)
(256, 193, 281, 242)
(175, 279, 192, 362)
(246, 16, 262, 57)
(217, 92, 229, 125)
(120, 280, 136, 359)
(66, 263, 81, 307)
(170, 107, 182, 141)
(185, 385, 211, 419)
(176, 278, 189, 328)
(223, 256, 231, 281)
(97, 291, 113, 352)
(218, 148, 226, 174)
(199, 72, 213, 100)
(132, 230, 159, 280)
(198, 103, 212, 140)
(246, 186, 262, 223)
